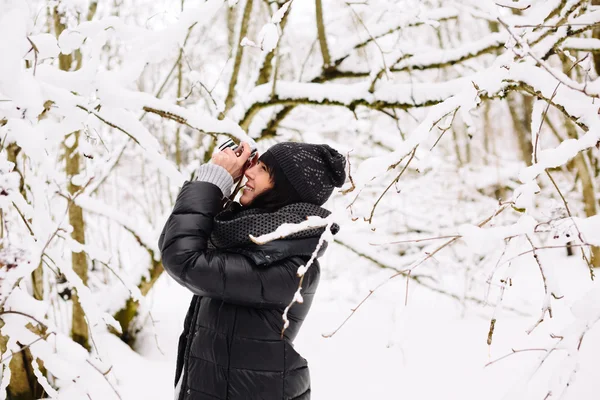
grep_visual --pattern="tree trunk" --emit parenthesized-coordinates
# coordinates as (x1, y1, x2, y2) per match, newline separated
(506, 93, 534, 166)
(54, 5, 91, 352)
(592, 0, 600, 75)
(222, 0, 254, 117)
(0, 317, 48, 399)
(315, 0, 330, 67)
(559, 51, 600, 266)
(65, 131, 91, 351)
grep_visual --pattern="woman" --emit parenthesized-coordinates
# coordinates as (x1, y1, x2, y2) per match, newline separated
(159, 141, 346, 400)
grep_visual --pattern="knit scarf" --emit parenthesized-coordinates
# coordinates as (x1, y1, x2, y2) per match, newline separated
(209, 202, 338, 249)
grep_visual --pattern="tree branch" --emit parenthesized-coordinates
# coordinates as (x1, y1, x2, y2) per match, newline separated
(315, 0, 331, 67)
(223, 0, 254, 115)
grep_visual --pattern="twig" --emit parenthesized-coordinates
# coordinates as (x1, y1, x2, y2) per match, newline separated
(11, 201, 34, 236)
(325, 204, 510, 337)
(545, 170, 594, 278)
(514, 23, 600, 28)
(25, 36, 39, 76)
(525, 235, 563, 335)
(495, 0, 532, 10)
(501, 243, 591, 265)
(340, 150, 355, 194)
(487, 318, 497, 345)
(532, 54, 589, 163)
(430, 108, 459, 151)
(346, 2, 390, 83)
(498, 18, 594, 97)
(0, 333, 55, 364)
(485, 348, 549, 367)
(370, 235, 461, 245)
(366, 147, 417, 224)
(322, 278, 388, 338)
(0, 310, 49, 330)
(86, 360, 122, 400)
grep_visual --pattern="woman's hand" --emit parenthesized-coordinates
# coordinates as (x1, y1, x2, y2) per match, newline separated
(212, 141, 252, 181)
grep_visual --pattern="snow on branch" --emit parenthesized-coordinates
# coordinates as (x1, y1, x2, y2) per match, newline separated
(504, 64, 600, 182)
(395, 32, 507, 71)
(57, 0, 224, 73)
(350, 84, 477, 193)
(249, 215, 331, 244)
(487, 285, 600, 399)
(232, 78, 468, 128)
(241, 0, 291, 53)
(331, 7, 459, 64)
(280, 219, 334, 336)
(562, 37, 600, 52)
(339, 32, 507, 77)
(75, 195, 160, 257)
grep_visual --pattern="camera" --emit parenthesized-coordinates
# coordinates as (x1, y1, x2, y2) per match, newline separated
(218, 139, 258, 160)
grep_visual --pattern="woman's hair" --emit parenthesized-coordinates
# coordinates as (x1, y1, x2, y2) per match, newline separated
(244, 151, 302, 211)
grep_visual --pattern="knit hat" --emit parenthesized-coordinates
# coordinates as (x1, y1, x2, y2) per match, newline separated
(259, 142, 346, 206)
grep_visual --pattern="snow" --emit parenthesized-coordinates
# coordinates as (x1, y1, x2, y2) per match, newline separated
(249, 215, 330, 244)
(272, 1, 292, 24)
(242, 0, 290, 53)
(257, 23, 279, 53)
(26, 34, 61, 61)
(0, 5, 44, 122)
(4, 0, 600, 399)
(562, 37, 600, 51)
(62, 249, 599, 400)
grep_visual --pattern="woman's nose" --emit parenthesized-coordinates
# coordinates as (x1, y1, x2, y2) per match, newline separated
(244, 165, 257, 179)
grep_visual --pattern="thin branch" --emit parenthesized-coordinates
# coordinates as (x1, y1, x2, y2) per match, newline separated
(315, 0, 331, 67)
(545, 170, 594, 278)
(499, 18, 592, 96)
(0, 333, 54, 364)
(86, 360, 122, 400)
(532, 54, 589, 163)
(223, 0, 254, 115)
(11, 201, 34, 236)
(0, 310, 49, 330)
(324, 204, 511, 338)
(485, 348, 549, 367)
(430, 107, 459, 151)
(525, 235, 554, 334)
(346, 3, 389, 84)
(366, 147, 417, 224)
(370, 235, 461, 246)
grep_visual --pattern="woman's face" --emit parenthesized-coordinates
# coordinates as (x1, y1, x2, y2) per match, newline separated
(240, 160, 274, 206)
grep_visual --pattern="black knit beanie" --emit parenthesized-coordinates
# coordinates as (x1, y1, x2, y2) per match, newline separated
(256, 142, 346, 207)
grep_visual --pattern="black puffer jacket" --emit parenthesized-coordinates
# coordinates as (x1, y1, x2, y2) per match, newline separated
(159, 181, 323, 400)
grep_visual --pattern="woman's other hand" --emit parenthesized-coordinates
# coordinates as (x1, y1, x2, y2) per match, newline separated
(212, 141, 252, 181)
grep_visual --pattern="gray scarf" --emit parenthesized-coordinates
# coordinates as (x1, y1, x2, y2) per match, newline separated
(209, 203, 338, 249)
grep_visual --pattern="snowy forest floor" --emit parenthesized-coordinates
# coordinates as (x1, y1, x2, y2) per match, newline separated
(59, 247, 599, 400)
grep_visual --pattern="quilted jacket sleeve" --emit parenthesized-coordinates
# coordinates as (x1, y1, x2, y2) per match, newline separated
(158, 181, 312, 308)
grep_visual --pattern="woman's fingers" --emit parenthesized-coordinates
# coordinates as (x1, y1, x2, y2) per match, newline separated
(222, 148, 236, 158)
(210, 142, 253, 179)
(238, 142, 252, 164)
